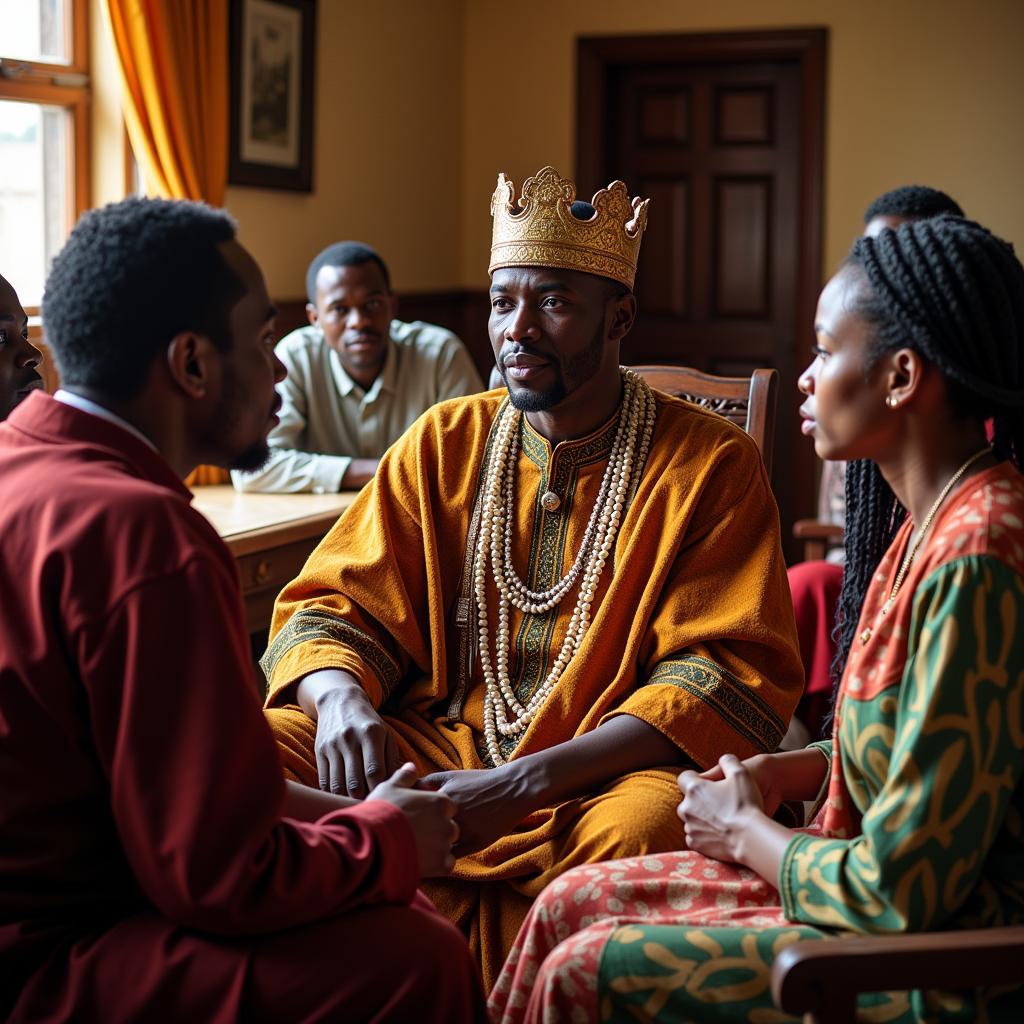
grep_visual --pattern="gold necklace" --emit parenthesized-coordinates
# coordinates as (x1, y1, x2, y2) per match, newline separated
(859, 446, 993, 645)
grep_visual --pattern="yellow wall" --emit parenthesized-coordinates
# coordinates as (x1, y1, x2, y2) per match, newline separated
(91, 0, 1024, 299)
(459, 0, 1024, 287)
(90, 0, 128, 208)
(91, 0, 465, 297)
(225, 0, 464, 298)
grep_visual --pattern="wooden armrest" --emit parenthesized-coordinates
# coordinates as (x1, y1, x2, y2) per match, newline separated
(792, 519, 845, 562)
(772, 927, 1024, 1023)
(792, 519, 845, 542)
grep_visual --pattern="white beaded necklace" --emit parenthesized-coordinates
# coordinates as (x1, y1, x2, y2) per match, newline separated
(476, 368, 657, 766)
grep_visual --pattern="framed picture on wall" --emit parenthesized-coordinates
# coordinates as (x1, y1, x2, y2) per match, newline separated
(228, 0, 316, 192)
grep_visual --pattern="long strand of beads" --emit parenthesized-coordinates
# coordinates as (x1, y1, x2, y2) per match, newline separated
(479, 374, 651, 731)
(485, 378, 656, 755)
(477, 369, 657, 766)
(494, 375, 639, 611)
(493, 388, 636, 615)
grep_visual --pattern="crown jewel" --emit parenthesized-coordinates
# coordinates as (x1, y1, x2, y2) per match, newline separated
(489, 166, 649, 290)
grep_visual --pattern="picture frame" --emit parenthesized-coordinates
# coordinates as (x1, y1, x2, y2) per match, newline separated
(228, 0, 316, 192)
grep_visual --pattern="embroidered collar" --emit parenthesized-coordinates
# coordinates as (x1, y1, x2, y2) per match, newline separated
(519, 405, 620, 472)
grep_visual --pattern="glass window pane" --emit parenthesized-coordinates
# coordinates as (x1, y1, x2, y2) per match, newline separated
(0, 0, 68, 65)
(0, 99, 70, 307)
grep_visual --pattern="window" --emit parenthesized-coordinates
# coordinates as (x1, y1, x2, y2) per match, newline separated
(0, 0, 89, 309)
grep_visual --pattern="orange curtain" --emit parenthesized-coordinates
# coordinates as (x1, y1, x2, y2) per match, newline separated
(105, 0, 231, 487)
(104, 0, 228, 205)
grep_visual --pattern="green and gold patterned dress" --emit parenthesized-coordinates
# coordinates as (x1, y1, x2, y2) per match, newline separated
(491, 462, 1024, 1023)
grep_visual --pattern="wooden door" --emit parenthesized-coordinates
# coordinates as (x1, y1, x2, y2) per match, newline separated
(578, 29, 826, 561)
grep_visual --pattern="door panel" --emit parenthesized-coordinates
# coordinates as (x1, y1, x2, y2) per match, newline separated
(716, 86, 774, 144)
(714, 176, 771, 317)
(578, 30, 826, 561)
(638, 177, 689, 315)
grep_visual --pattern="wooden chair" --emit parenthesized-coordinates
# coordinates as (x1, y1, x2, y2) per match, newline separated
(793, 459, 846, 560)
(630, 365, 779, 476)
(771, 926, 1024, 1023)
(793, 518, 845, 561)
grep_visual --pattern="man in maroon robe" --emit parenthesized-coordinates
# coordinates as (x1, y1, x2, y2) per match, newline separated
(0, 198, 484, 1022)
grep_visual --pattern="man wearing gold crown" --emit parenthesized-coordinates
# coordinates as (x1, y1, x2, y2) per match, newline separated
(261, 166, 803, 988)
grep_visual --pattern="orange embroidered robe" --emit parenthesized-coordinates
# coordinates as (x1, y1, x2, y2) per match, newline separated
(263, 388, 803, 985)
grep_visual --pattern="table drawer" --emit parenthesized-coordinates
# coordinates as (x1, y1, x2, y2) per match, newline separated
(235, 536, 323, 634)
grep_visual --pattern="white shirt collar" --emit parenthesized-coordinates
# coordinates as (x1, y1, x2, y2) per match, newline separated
(53, 389, 159, 453)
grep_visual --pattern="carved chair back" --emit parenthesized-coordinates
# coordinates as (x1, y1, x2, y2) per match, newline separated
(629, 364, 779, 476)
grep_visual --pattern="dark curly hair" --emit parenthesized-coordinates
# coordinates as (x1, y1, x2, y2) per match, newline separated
(42, 197, 243, 400)
(305, 242, 391, 304)
(863, 185, 964, 224)
(831, 216, 1024, 688)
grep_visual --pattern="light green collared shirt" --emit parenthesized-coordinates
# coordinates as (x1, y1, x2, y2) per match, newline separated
(231, 319, 483, 493)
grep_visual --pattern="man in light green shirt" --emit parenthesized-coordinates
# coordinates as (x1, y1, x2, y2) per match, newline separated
(232, 242, 483, 493)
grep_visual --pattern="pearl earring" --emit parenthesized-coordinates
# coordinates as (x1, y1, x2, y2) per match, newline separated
(886, 396, 898, 409)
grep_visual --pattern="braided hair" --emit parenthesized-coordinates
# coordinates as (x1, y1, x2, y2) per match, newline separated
(831, 215, 1024, 686)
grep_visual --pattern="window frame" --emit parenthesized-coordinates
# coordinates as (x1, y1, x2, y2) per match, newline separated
(0, 0, 89, 76)
(0, 0, 91, 314)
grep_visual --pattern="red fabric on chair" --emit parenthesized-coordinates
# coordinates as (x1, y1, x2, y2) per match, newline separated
(788, 559, 844, 740)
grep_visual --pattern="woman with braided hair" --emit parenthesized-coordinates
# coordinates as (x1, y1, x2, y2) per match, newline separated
(788, 184, 967, 742)
(490, 215, 1024, 1023)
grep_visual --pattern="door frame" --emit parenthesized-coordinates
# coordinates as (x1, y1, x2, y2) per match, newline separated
(577, 28, 827, 537)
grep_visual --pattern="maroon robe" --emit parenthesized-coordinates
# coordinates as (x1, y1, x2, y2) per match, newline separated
(0, 393, 481, 1022)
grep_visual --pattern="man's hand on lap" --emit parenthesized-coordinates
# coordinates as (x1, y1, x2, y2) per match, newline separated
(422, 764, 538, 856)
(310, 681, 402, 797)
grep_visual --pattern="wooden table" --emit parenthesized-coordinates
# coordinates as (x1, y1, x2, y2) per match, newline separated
(192, 485, 358, 634)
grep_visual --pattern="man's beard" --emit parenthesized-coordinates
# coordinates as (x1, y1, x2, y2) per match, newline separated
(506, 374, 567, 412)
(207, 364, 274, 472)
(503, 322, 606, 413)
(230, 438, 272, 472)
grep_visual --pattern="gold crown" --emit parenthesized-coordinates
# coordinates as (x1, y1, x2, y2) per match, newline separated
(489, 166, 649, 290)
